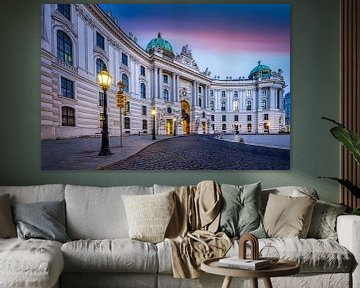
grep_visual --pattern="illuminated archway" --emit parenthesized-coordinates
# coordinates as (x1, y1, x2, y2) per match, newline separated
(180, 100, 190, 134)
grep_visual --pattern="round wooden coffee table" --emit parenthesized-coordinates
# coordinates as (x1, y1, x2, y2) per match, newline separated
(201, 257, 300, 288)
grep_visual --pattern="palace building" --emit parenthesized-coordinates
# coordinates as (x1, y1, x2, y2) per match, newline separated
(41, 4, 287, 140)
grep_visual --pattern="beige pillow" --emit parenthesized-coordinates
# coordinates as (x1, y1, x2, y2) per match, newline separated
(0, 194, 17, 238)
(263, 193, 316, 238)
(122, 191, 175, 243)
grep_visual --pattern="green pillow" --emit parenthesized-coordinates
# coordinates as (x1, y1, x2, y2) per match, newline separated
(218, 182, 266, 238)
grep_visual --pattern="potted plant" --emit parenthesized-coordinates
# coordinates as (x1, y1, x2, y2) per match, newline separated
(320, 117, 360, 215)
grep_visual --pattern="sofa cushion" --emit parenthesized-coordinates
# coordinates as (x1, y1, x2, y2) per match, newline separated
(65, 185, 153, 239)
(218, 182, 266, 238)
(0, 194, 16, 238)
(122, 191, 175, 243)
(261, 186, 319, 213)
(61, 239, 158, 273)
(12, 200, 70, 243)
(307, 200, 347, 240)
(0, 184, 65, 204)
(263, 194, 316, 238)
(0, 238, 64, 288)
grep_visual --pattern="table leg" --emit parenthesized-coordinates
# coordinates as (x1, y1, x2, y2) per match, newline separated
(221, 276, 233, 288)
(251, 278, 258, 288)
(263, 277, 273, 288)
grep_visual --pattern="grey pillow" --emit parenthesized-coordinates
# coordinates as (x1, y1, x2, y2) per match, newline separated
(12, 200, 70, 243)
(307, 200, 347, 240)
(218, 182, 266, 238)
(0, 194, 16, 238)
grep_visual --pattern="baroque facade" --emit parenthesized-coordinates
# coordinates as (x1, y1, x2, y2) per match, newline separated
(41, 4, 287, 140)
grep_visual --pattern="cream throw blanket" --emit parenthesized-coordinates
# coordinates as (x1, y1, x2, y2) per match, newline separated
(165, 181, 231, 278)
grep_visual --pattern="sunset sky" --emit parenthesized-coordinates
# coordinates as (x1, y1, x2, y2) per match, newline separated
(99, 4, 290, 92)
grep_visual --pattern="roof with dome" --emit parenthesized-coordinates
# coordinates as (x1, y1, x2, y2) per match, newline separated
(249, 61, 271, 79)
(146, 33, 174, 54)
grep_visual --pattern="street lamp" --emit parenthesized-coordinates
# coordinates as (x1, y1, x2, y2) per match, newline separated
(115, 81, 126, 148)
(151, 107, 156, 140)
(97, 68, 112, 156)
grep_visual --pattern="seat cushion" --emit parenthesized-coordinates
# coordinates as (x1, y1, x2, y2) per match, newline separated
(0, 238, 64, 288)
(227, 238, 354, 273)
(61, 239, 158, 273)
(65, 185, 153, 239)
(157, 238, 353, 274)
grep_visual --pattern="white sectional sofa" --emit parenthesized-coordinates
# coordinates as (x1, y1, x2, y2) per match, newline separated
(0, 184, 359, 288)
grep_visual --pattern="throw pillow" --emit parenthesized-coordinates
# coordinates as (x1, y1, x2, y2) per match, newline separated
(218, 182, 266, 238)
(12, 200, 70, 243)
(307, 200, 347, 240)
(263, 193, 316, 238)
(122, 191, 175, 243)
(0, 194, 16, 238)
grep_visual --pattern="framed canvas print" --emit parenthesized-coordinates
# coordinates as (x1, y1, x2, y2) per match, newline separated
(41, 4, 290, 170)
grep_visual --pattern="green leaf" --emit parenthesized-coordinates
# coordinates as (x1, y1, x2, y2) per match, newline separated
(322, 117, 360, 165)
(330, 127, 360, 165)
(318, 177, 360, 198)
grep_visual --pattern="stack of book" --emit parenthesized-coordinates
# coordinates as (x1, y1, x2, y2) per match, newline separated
(218, 257, 271, 270)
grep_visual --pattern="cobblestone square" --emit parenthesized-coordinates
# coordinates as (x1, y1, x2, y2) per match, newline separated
(41, 134, 290, 170)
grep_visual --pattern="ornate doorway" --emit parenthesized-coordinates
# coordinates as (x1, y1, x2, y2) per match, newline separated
(166, 119, 173, 135)
(180, 100, 190, 134)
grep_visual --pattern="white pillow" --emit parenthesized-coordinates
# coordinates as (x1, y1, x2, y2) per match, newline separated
(122, 191, 175, 243)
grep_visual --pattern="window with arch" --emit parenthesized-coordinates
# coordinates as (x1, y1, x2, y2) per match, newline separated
(62, 106, 75, 126)
(233, 100, 239, 112)
(247, 123, 252, 132)
(140, 83, 146, 99)
(198, 97, 202, 108)
(57, 30, 73, 65)
(246, 100, 252, 111)
(96, 58, 107, 75)
(57, 4, 71, 21)
(126, 101, 130, 113)
(121, 74, 129, 93)
(163, 89, 169, 102)
(221, 100, 226, 111)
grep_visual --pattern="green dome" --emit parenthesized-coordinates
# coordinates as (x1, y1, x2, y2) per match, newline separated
(249, 61, 271, 79)
(146, 33, 174, 54)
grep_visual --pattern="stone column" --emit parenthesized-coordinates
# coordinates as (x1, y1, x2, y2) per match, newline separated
(153, 68, 158, 100)
(158, 68, 162, 99)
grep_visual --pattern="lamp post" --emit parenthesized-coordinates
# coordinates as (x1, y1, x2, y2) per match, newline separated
(115, 81, 126, 148)
(151, 107, 156, 140)
(97, 68, 112, 156)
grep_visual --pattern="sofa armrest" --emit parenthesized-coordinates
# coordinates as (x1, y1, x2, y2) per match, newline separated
(337, 215, 360, 288)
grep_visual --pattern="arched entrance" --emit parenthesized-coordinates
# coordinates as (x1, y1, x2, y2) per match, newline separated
(180, 100, 190, 134)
